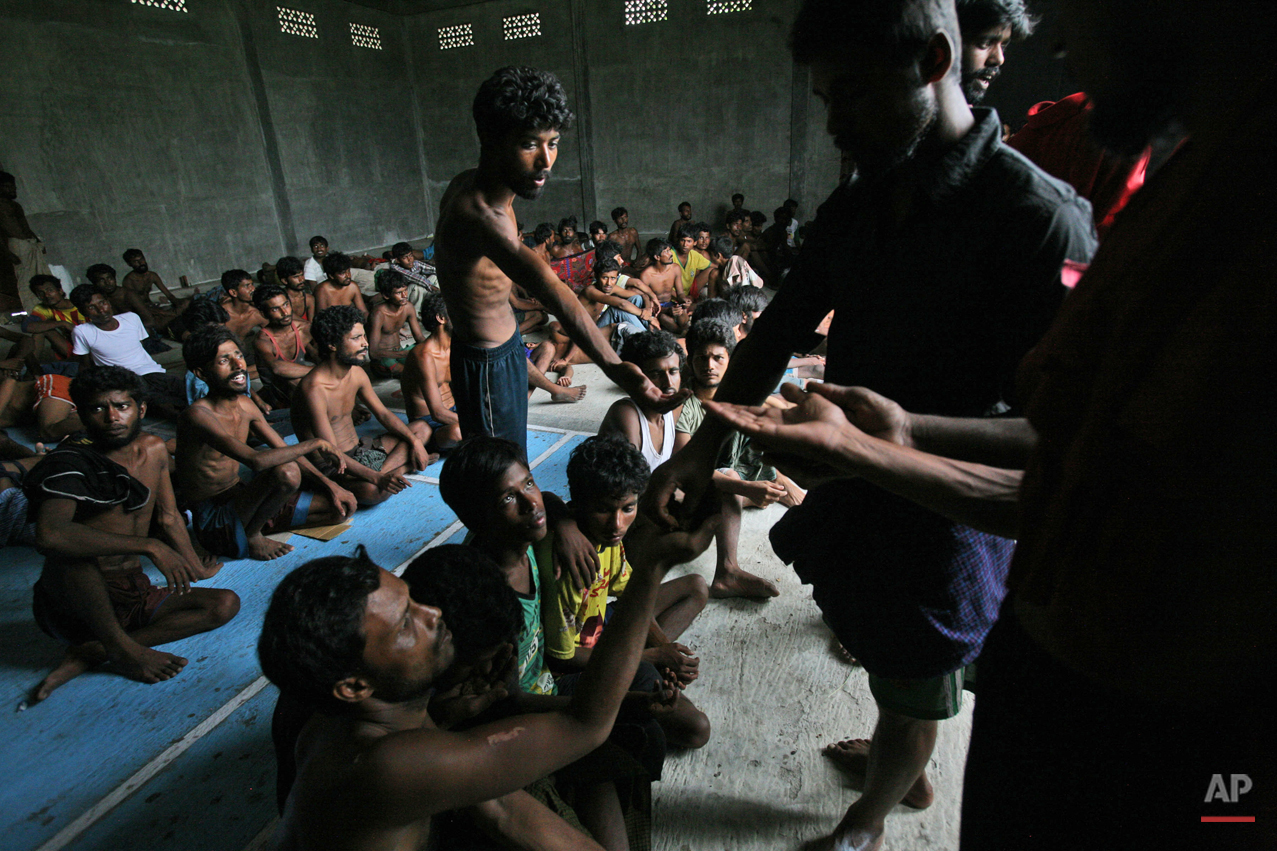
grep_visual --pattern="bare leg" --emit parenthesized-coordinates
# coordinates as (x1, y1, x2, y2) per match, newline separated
(709, 493, 779, 598)
(574, 782, 629, 851)
(30, 578, 239, 704)
(813, 708, 938, 851)
(822, 736, 933, 809)
(518, 310, 547, 334)
(233, 464, 301, 560)
(530, 340, 573, 387)
(36, 398, 82, 443)
(776, 472, 805, 508)
(527, 359, 586, 403)
(427, 421, 463, 454)
(659, 690, 712, 750)
(654, 574, 709, 641)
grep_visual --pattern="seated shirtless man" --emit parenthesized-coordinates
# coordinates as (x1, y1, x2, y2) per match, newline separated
(608, 207, 639, 267)
(636, 239, 689, 335)
(402, 292, 463, 454)
(274, 256, 315, 323)
(314, 252, 368, 315)
(257, 499, 713, 851)
(176, 326, 357, 560)
(253, 284, 316, 408)
(367, 276, 426, 379)
(121, 247, 191, 332)
(291, 305, 432, 506)
(24, 274, 83, 362)
(26, 365, 239, 705)
(219, 269, 268, 340)
(86, 263, 169, 344)
(546, 259, 657, 373)
(0, 371, 83, 443)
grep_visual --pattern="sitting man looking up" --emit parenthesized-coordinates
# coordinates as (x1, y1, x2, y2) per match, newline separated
(674, 319, 792, 599)
(253, 284, 316, 409)
(636, 240, 689, 336)
(68, 284, 187, 419)
(291, 305, 431, 506)
(176, 325, 356, 561)
(545, 259, 658, 376)
(609, 207, 639, 266)
(367, 274, 426, 379)
(121, 247, 191, 332)
(600, 330, 684, 474)
(274, 256, 315, 323)
(218, 269, 268, 340)
(25, 365, 238, 705)
(315, 252, 368, 316)
(402, 292, 463, 454)
(541, 434, 712, 749)
(256, 464, 709, 851)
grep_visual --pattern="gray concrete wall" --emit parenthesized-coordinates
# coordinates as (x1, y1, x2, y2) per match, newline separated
(0, 0, 430, 287)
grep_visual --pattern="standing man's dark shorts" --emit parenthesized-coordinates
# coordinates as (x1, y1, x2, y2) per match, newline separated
(450, 331, 527, 455)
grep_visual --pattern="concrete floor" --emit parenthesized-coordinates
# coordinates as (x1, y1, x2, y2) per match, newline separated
(522, 359, 972, 851)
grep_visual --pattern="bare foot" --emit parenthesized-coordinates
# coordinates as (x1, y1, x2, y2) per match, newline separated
(195, 552, 224, 578)
(822, 739, 934, 809)
(801, 822, 884, 851)
(27, 645, 102, 705)
(108, 643, 188, 685)
(830, 635, 859, 666)
(710, 568, 779, 599)
(550, 385, 587, 403)
(248, 534, 294, 561)
(778, 473, 805, 508)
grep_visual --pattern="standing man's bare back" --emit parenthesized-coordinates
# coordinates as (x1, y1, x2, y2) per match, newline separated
(433, 67, 681, 455)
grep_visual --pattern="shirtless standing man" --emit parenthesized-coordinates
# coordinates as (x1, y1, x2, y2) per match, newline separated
(291, 305, 431, 505)
(314, 252, 368, 315)
(637, 239, 689, 335)
(176, 326, 357, 560)
(367, 276, 426, 379)
(608, 207, 640, 267)
(26, 365, 239, 705)
(253, 284, 315, 408)
(219, 270, 268, 340)
(433, 66, 679, 455)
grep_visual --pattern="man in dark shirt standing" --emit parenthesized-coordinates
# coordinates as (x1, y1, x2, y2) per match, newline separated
(647, 1, 1094, 848)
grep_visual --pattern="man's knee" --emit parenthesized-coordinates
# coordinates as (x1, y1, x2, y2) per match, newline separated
(269, 461, 303, 491)
(204, 589, 241, 626)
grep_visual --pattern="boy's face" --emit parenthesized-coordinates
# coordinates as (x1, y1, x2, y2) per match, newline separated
(394, 251, 415, 270)
(695, 230, 711, 250)
(692, 343, 730, 388)
(677, 235, 694, 254)
(576, 490, 640, 548)
(386, 285, 409, 308)
(641, 353, 682, 396)
(35, 281, 64, 307)
(485, 461, 547, 544)
(596, 270, 619, 294)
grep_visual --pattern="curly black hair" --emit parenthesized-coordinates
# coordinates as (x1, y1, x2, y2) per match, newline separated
(419, 290, 448, 333)
(790, 0, 956, 71)
(220, 269, 252, 293)
(68, 283, 102, 312)
(610, 207, 627, 223)
(274, 255, 305, 281)
(182, 324, 242, 373)
(184, 297, 230, 328)
(593, 258, 621, 279)
(619, 328, 684, 373)
(567, 433, 651, 506)
(321, 252, 352, 279)
(691, 298, 739, 327)
(85, 263, 116, 285)
(534, 223, 555, 245)
(685, 318, 738, 359)
(439, 435, 529, 531)
(311, 305, 365, 357)
(258, 546, 383, 711)
(956, 0, 1037, 39)
(401, 544, 523, 659)
(69, 364, 147, 411)
(644, 238, 671, 260)
(724, 285, 768, 315)
(376, 271, 409, 298)
(472, 66, 574, 143)
(252, 283, 288, 313)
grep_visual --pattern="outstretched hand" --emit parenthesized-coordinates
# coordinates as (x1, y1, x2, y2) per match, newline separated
(607, 361, 691, 415)
(809, 383, 913, 447)
(704, 382, 855, 463)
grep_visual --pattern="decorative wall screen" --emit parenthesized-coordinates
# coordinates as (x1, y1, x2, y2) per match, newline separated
(278, 7, 319, 38)
(131, 0, 188, 11)
(439, 23, 475, 50)
(624, 0, 668, 26)
(503, 13, 542, 40)
(350, 22, 382, 49)
(707, 0, 752, 14)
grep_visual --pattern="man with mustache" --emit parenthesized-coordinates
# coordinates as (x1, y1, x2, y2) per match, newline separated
(434, 66, 680, 457)
(175, 325, 356, 561)
(956, 0, 1036, 106)
(290, 305, 431, 506)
